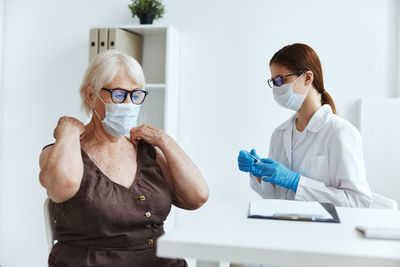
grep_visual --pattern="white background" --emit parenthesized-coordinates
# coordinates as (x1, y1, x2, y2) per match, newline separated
(0, 0, 399, 266)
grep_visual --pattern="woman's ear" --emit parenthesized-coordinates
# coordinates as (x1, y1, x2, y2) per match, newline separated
(84, 86, 96, 109)
(305, 71, 314, 86)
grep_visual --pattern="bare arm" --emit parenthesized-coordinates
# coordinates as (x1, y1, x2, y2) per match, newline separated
(130, 124, 209, 210)
(39, 116, 85, 203)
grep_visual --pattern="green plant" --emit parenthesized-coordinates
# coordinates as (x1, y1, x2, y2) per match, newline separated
(128, 0, 165, 20)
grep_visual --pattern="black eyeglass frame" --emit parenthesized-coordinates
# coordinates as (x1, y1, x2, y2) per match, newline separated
(267, 70, 306, 88)
(101, 88, 149, 104)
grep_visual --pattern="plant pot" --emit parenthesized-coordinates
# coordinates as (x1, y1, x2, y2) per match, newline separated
(139, 13, 155, 24)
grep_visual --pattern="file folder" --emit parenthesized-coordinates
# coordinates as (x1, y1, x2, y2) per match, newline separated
(108, 28, 143, 64)
(98, 28, 108, 53)
(89, 28, 98, 63)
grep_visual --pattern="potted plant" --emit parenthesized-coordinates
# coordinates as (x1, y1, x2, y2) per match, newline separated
(128, 0, 165, 25)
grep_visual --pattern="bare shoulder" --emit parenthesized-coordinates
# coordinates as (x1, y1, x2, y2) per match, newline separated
(39, 144, 54, 169)
(155, 147, 167, 165)
(155, 147, 172, 175)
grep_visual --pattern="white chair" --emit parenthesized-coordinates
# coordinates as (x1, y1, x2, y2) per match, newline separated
(370, 193, 398, 210)
(43, 198, 56, 254)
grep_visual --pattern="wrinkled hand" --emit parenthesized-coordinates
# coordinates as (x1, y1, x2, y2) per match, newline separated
(251, 158, 301, 192)
(130, 124, 168, 146)
(53, 116, 85, 140)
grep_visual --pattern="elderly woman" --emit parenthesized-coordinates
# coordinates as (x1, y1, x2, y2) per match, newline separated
(39, 50, 209, 267)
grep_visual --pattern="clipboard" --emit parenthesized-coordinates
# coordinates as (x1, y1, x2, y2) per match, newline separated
(248, 202, 340, 223)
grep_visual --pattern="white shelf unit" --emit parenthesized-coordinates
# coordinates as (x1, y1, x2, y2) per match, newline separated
(118, 25, 180, 142)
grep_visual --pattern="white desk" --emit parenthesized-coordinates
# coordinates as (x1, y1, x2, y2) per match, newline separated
(157, 201, 400, 267)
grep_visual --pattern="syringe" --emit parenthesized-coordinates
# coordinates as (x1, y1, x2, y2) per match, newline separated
(234, 144, 260, 162)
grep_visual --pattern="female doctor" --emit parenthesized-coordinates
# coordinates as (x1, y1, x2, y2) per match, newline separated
(238, 43, 372, 208)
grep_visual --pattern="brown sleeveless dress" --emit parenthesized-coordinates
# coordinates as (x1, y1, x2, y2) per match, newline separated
(47, 140, 187, 267)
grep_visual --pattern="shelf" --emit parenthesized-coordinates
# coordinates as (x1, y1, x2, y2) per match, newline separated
(119, 24, 168, 35)
(146, 83, 165, 90)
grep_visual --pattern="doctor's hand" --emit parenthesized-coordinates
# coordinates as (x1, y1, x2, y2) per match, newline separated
(237, 149, 259, 172)
(251, 158, 301, 193)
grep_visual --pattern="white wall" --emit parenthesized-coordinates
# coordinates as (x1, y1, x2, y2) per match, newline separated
(0, 0, 398, 266)
(0, 0, 4, 264)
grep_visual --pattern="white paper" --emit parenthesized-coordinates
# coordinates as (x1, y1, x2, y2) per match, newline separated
(249, 199, 333, 220)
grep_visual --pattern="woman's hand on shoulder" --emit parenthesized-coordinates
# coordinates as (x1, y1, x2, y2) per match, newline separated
(53, 116, 86, 141)
(131, 124, 209, 210)
(129, 124, 169, 148)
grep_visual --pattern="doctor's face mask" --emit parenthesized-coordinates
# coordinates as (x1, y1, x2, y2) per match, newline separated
(272, 72, 311, 111)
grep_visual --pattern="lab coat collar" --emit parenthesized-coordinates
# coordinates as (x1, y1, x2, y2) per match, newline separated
(304, 104, 332, 133)
(275, 105, 332, 169)
(277, 113, 296, 131)
(276, 104, 332, 133)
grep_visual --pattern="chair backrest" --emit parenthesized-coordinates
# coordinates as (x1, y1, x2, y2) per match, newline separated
(370, 193, 398, 210)
(43, 198, 56, 254)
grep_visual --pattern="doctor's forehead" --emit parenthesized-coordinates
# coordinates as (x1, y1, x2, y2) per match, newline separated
(270, 63, 292, 77)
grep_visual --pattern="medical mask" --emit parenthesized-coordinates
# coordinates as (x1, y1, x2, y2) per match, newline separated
(273, 73, 311, 111)
(94, 94, 140, 137)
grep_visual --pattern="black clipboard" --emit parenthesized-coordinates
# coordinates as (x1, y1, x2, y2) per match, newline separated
(248, 202, 341, 223)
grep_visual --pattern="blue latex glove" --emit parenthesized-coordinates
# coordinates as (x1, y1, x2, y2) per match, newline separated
(237, 149, 260, 173)
(251, 157, 301, 193)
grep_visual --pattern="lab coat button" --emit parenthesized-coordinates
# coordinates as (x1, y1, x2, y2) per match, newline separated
(145, 212, 151, 218)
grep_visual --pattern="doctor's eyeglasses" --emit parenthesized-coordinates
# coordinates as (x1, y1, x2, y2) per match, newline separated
(101, 88, 149, 104)
(267, 70, 306, 88)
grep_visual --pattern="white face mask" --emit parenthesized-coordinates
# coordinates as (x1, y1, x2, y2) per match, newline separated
(94, 94, 140, 137)
(272, 73, 311, 111)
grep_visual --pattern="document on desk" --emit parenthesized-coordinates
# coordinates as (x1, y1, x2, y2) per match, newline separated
(249, 199, 333, 221)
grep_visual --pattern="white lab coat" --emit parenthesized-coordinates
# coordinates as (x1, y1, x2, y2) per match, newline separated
(250, 104, 372, 208)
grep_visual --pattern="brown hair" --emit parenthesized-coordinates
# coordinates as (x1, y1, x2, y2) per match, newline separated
(269, 43, 337, 114)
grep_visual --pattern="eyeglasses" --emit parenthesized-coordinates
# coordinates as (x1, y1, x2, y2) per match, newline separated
(101, 88, 149, 104)
(267, 70, 306, 88)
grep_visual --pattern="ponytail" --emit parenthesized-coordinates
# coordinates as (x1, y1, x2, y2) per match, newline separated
(320, 89, 337, 114)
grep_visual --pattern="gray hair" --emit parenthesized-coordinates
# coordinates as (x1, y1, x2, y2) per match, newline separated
(79, 49, 145, 115)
